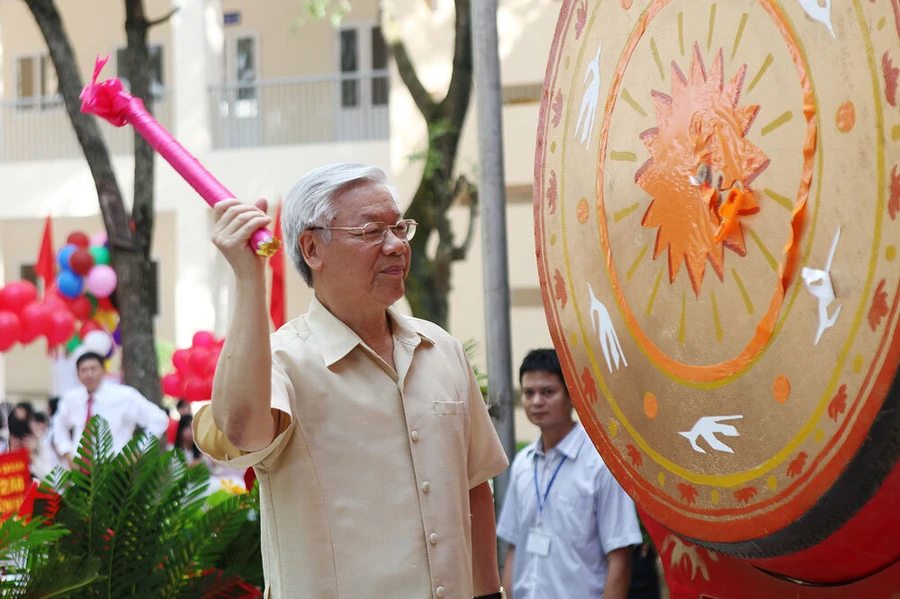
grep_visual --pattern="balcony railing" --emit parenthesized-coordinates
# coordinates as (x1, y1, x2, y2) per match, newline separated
(208, 70, 390, 150)
(0, 71, 390, 162)
(0, 92, 172, 162)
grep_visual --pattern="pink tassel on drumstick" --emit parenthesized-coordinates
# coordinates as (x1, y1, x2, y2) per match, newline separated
(79, 55, 280, 258)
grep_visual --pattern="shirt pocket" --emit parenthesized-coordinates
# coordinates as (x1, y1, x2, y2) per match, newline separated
(553, 491, 595, 546)
(432, 400, 465, 416)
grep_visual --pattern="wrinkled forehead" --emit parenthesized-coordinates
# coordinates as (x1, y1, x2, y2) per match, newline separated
(331, 181, 401, 223)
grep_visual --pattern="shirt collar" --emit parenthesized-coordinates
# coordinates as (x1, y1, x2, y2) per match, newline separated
(86, 380, 108, 397)
(307, 294, 434, 367)
(531, 422, 587, 460)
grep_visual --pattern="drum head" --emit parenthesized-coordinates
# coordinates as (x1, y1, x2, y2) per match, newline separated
(535, 0, 900, 557)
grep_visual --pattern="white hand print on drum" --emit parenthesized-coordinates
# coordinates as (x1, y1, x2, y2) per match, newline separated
(588, 283, 627, 373)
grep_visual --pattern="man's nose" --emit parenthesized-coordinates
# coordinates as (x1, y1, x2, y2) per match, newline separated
(382, 230, 407, 254)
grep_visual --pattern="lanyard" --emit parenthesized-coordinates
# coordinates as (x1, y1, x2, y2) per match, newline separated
(533, 453, 567, 526)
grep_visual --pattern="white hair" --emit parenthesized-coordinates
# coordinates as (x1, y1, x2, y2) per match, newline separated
(282, 163, 399, 286)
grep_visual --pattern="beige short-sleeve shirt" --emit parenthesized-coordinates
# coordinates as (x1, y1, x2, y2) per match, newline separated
(194, 296, 509, 599)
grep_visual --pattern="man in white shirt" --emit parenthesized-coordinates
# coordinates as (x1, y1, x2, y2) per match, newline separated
(498, 349, 642, 599)
(52, 352, 169, 466)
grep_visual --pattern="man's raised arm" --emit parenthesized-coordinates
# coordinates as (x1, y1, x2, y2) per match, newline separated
(209, 198, 277, 452)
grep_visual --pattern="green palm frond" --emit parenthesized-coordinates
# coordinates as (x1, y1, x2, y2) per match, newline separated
(0, 515, 69, 587)
(10, 555, 103, 599)
(158, 494, 254, 598)
(6, 415, 262, 599)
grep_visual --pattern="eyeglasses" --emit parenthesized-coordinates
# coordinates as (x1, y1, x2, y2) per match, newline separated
(308, 219, 418, 244)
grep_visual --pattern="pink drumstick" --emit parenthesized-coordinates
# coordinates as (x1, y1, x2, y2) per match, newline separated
(79, 56, 280, 258)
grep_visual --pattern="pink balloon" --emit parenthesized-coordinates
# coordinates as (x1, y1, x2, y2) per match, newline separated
(90, 232, 108, 247)
(84, 265, 117, 298)
(192, 331, 216, 349)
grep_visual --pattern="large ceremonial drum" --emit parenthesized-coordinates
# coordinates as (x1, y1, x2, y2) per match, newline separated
(535, 0, 900, 584)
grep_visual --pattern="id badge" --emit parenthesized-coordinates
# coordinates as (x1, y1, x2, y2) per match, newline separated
(525, 527, 552, 557)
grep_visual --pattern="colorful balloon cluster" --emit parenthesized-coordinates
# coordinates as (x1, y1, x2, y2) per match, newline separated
(55, 231, 116, 300)
(161, 331, 223, 402)
(0, 280, 75, 352)
(53, 231, 119, 358)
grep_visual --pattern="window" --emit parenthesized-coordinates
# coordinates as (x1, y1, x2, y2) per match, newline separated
(235, 37, 257, 101)
(19, 264, 37, 288)
(371, 27, 388, 106)
(41, 55, 58, 98)
(17, 56, 36, 99)
(16, 54, 60, 109)
(115, 45, 165, 100)
(340, 29, 359, 108)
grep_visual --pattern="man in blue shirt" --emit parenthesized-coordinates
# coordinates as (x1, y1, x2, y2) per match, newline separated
(498, 349, 642, 599)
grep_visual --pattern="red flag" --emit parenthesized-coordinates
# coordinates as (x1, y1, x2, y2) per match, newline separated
(35, 215, 55, 292)
(268, 201, 285, 330)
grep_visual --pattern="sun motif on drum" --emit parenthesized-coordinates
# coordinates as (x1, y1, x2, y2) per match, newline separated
(636, 45, 768, 296)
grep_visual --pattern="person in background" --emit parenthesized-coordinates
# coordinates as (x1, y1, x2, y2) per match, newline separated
(7, 415, 53, 480)
(498, 348, 642, 599)
(52, 352, 169, 467)
(30, 412, 60, 476)
(167, 399, 193, 448)
(174, 414, 204, 467)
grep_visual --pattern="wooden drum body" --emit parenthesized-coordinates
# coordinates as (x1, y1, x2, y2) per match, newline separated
(535, 0, 900, 588)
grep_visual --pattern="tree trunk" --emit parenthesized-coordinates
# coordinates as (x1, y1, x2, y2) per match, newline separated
(25, 0, 162, 404)
(122, 0, 161, 405)
(389, 0, 477, 330)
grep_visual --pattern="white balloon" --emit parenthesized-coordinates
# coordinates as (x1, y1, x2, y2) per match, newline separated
(83, 330, 113, 357)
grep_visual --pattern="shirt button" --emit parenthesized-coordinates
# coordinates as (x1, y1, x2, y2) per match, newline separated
(435, 587, 445, 598)
(411, 430, 419, 442)
(429, 532, 438, 545)
(422, 481, 431, 493)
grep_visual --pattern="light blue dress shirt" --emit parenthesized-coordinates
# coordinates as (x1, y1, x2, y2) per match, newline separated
(497, 423, 642, 599)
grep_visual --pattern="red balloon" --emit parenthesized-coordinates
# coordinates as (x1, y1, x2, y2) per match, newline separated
(79, 319, 103, 339)
(172, 349, 190, 373)
(183, 379, 206, 402)
(66, 232, 90, 249)
(19, 302, 49, 344)
(2, 281, 38, 315)
(192, 331, 216, 349)
(70, 296, 92, 321)
(69, 249, 95, 276)
(201, 376, 214, 400)
(0, 311, 22, 352)
(188, 347, 211, 376)
(41, 294, 68, 313)
(161, 372, 184, 398)
(46, 310, 76, 346)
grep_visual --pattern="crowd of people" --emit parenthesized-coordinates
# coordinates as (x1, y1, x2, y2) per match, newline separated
(0, 353, 228, 485)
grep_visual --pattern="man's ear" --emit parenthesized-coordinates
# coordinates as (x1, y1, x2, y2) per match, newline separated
(299, 231, 324, 272)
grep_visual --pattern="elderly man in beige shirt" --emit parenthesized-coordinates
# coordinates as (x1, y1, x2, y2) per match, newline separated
(194, 163, 510, 599)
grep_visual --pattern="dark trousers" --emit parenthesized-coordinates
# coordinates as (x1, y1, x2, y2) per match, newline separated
(628, 544, 661, 599)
